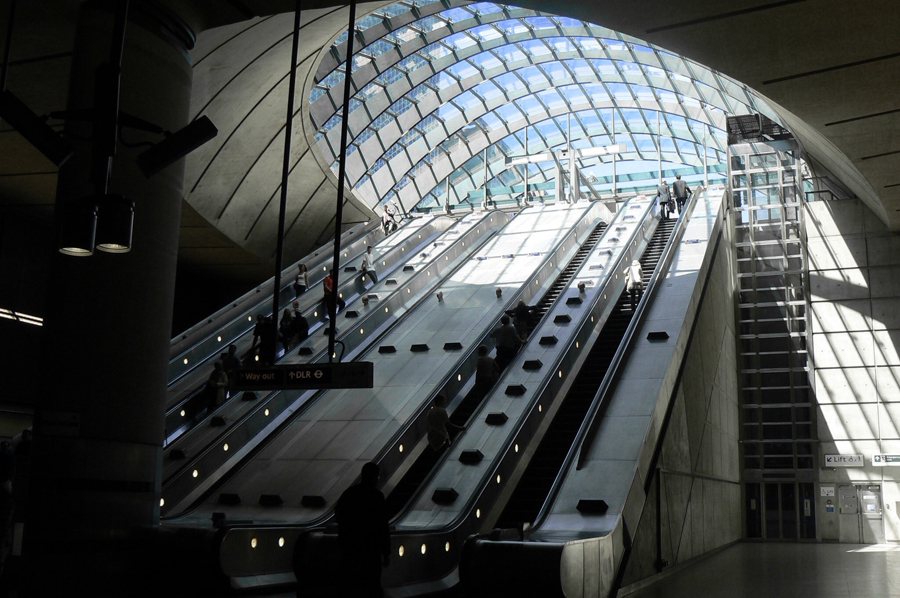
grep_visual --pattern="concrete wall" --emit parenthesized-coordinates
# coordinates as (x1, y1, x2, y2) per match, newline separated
(806, 199, 900, 541)
(621, 216, 741, 586)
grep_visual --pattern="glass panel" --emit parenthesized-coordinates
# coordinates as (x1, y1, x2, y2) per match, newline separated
(781, 483, 797, 539)
(440, 7, 474, 23)
(519, 38, 552, 58)
(522, 16, 556, 30)
(443, 32, 478, 52)
(469, 24, 503, 43)
(447, 60, 479, 80)
(471, 80, 504, 102)
(765, 484, 780, 539)
(492, 44, 528, 63)
(494, 19, 529, 36)
(493, 71, 526, 94)
(467, 2, 504, 16)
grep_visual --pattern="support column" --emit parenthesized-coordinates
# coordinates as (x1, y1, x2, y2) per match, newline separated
(25, 3, 193, 594)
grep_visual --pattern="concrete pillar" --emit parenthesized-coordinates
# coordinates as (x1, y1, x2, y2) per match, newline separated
(25, 2, 192, 593)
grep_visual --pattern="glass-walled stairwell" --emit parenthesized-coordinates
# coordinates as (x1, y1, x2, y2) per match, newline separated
(729, 139, 818, 541)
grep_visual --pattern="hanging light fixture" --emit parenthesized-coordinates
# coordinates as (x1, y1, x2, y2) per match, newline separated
(58, 196, 99, 256)
(95, 194, 134, 253)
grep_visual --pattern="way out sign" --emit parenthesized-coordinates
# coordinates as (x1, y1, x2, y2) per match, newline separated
(233, 362, 374, 390)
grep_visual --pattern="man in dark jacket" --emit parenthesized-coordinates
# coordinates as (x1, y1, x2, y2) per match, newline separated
(490, 315, 522, 371)
(673, 174, 691, 215)
(335, 462, 391, 597)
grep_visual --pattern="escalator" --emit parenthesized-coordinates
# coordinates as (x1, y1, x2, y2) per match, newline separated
(161, 216, 445, 450)
(383, 221, 609, 519)
(497, 217, 677, 528)
(159, 213, 503, 517)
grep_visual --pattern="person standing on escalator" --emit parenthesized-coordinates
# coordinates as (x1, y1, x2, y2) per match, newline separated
(490, 315, 522, 371)
(475, 345, 501, 399)
(206, 361, 228, 410)
(507, 299, 535, 341)
(223, 344, 242, 395)
(360, 245, 379, 284)
(656, 180, 673, 220)
(673, 174, 691, 216)
(293, 264, 310, 297)
(427, 395, 464, 453)
(322, 269, 346, 319)
(624, 260, 644, 311)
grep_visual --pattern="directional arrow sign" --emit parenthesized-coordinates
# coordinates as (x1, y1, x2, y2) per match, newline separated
(824, 454, 863, 467)
(233, 362, 373, 390)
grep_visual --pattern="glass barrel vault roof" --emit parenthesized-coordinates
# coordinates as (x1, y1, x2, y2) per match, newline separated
(307, 1, 783, 212)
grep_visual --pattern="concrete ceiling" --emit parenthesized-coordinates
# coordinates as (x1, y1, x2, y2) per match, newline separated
(2, 0, 898, 291)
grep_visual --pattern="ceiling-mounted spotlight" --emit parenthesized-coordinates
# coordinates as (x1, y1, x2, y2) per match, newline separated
(59, 197, 99, 257)
(95, 194, 135, 253)
(135, 116, 218, 178)
(0, 90, 74, 167)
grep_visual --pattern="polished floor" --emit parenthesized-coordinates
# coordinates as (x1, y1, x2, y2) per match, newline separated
(623, 542, 900, 598)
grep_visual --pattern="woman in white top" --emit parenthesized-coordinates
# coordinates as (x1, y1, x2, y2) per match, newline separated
(294, 264, 309, 297)
(624, 260, 644, 311)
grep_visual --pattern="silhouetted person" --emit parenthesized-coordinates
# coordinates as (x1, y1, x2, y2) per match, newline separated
(259, 316, 277, 365)
(323, 269, 346, 319)
(624, 260, 644, 311)
(490, 315, 521, 371)
(427, 395, 464, 452)
(291, 300, 309, 347)
(279, 309, 294, 353)
(223, 344, 242, 394)
(207, 361, 228, 410)
(0, 441, 12, 575)
(475, 345, 500, 399)
(507, 299, 535, 340)
(251, 314, 266, 352)
(335, 462, 390, 598)
(673, 174, 691, 215)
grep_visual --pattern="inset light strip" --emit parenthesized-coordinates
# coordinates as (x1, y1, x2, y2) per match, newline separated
(0, 308, 44, 326)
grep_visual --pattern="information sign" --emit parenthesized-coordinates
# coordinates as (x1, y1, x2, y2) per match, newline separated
(824, 454, 863, 467)
(872, 454, 900, 466)
(233, 362, 374, 391)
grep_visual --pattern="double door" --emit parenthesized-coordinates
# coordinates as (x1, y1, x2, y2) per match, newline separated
(745, 481, 816, 540)
(838, 484, 884, 544)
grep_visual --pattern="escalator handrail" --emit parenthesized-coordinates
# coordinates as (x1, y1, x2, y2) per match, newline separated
(529, 187, 706, 530)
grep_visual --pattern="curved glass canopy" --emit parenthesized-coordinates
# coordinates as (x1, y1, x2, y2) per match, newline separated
(309, 1, 783, 213)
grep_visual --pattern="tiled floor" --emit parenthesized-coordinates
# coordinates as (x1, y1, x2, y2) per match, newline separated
(623, 542, 900, 598)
